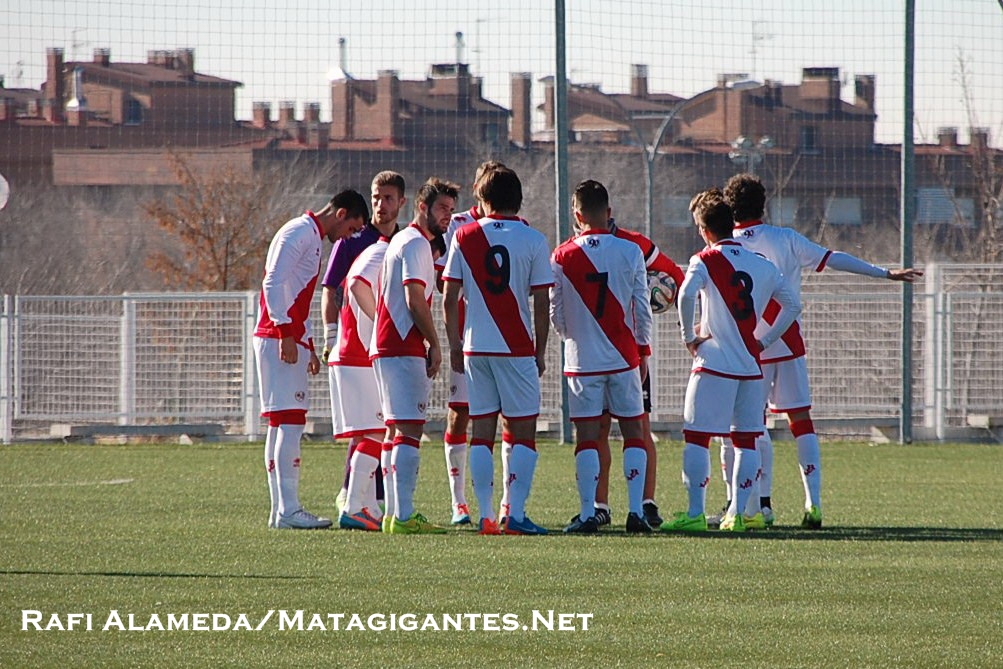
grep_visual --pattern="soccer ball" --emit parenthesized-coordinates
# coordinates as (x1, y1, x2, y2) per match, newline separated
(647, 271, 677, 314)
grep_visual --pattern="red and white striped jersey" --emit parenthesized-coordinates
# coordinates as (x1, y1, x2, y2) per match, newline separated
(609, 220, 685, 289)
(372, 223, 435, 359)
(434, 205, 481, 273)
(679, 240, 800, 379)
(441, 214, 554, 356)
(551, 229, 652, 375)
(334, 237, 389, 367)
(733, 221, 830, 363)
(254, 211, 324, 349)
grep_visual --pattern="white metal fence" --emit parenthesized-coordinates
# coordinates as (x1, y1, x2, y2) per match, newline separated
(2, 263, 1002, 443)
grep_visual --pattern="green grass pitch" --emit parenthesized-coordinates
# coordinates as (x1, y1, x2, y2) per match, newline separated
(2, 440, 1002, 667)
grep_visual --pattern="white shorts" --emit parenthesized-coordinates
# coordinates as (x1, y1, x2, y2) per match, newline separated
(254, 336, 309, 414)
(328, 364, 343, 436)
(373, 356, 432, 425)
(568, 369, 644, 421)
(448, 369, 469, 408)
(683, 372, 765, 436)
(465, 355, 540, 420)
(332, 364, 385, 437)
(762, 356, 812, 413)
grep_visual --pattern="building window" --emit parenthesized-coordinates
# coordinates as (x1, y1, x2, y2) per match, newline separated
(767, 197, 798, 227)
(916, 187, 975, 226)
(662, 195, 694, 227)
(824, 197, 863, 225)
(799, 126, 817, 152)
(125, 99, 143, 125)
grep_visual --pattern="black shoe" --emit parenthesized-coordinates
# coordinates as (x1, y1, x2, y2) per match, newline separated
(563, 514, 599, 534)
(642, 501, 663, 528)
(626, 511, 653, 533)
(593, 506, 612, 526)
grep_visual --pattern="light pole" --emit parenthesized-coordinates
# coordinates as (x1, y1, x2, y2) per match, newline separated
(729, 135, 774, 175)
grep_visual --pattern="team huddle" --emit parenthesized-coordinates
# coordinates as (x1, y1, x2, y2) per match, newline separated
(252, 164, 922, 535)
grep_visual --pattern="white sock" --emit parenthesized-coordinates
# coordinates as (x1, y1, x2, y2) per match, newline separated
(731, 447, 761, 518)
(444, 440, 468, 508)
(682, 443, 710, 518)
(622, 444, 647, 516)
(381, 444, 395, 522)
(468, 443, 495, 521)
(758, 430, 774, 500)
(506, 444, 538, 522)
(264, 426, 279, 525)
(274, 423, 304, 516)
(498, 439, 513, 518)
(346, 447, 380, 515)
(392, 441, 421, 520)
(574, 446, 600, 521)
(796, 432, 822, 510)
(719, 437, 734, 503)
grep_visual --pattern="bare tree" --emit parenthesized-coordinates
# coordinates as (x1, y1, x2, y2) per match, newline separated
(144, 152, 335, 291)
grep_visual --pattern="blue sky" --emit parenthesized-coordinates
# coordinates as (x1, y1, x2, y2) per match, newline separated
(3, 0, 1002, 145)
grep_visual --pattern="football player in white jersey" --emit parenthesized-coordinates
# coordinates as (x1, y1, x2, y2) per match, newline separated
(550, 180, 654, 533)
(324, 171, 406, 518)
(254, 189, 369, 529)
(716, 174, 922, 529)
(662, 189, 801, 533)
(333, 234, 394, 531)
(372, 178, 459, 534)
(433, 160, 507, 526)
(442, 166, 554, 535)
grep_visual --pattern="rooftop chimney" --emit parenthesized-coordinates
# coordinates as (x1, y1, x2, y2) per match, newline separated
(338, 37, 348, 74)
(455, 31, 465, 64)
(278, 100, 296, 127)
(970, 127, 989, 151)
(937, 127, 958, 148)
(175, 49, 195, 79)
(854, 74, 875, 111)
(252, 101, 271, 129)
(44, 47, 65, 123)
(510, 72, 532, 148)
(630, 64, 648, 99)
(304, 102, 321, 123)
(801, 67, 841, 110)
(93, 48, 111, 67)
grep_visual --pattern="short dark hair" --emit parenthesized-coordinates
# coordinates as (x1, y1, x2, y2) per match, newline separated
(415, 177, 461, 211)
(475, 167, 522, 213)
(473, 160, 506, 190)
(329, 189, 369, 221)
(723, 173, 766, 222)
(690, 188, 733, 238)
(372, 170, 406, 199)
(572, 179, 610, 222)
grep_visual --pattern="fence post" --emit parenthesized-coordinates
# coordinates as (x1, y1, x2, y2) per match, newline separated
(119, 295, 136, 425)
(922, 263, 948, 438)
(1, 295, 12, 444)
(243, 291, 260, 440)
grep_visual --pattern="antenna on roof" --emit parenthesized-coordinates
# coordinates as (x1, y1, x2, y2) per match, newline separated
(70, 28, 89, 62)
(750, 21, 774, 79)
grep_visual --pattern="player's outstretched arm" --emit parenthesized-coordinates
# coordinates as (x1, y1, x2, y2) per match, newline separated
(888, 268, 924, 282)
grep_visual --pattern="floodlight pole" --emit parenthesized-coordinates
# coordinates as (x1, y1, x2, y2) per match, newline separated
(554, 0, 572, 443)
(900, 0, 916, 444)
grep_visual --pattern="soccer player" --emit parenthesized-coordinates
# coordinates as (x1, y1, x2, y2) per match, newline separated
(372, 178, 459, 534)
(592, 217, 685, 530)
(255, 189, 369, 529)
(322, 171, 406, 516)
(433, 160, 512, 526)
(332, 230, 396, 531)
(442, 166, 554, 536)
(718, 173, 923, 529)
(550, 180, 654, 534)
(662, 189, 800, 533)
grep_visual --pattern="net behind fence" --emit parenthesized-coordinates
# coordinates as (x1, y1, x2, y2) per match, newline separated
(2, 2, 1002, 441)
